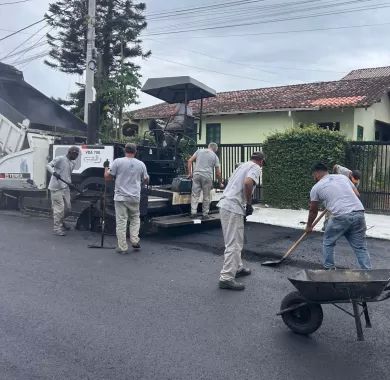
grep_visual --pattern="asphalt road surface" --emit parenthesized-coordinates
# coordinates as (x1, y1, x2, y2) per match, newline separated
(1, 211, 389, 380)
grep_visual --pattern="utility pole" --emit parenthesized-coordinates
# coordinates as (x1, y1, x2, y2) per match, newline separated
(84, 0, 96, 124)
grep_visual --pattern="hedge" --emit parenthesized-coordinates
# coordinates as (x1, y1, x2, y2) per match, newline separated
(262, 126, 347, 209)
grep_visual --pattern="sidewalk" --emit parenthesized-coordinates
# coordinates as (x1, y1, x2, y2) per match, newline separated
(247, 205, 390, 240)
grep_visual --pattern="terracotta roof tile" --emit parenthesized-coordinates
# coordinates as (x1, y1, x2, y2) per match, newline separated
(342, 66, 390, 80)
(310, 96, 366, 107)
(132, 76, 390, 120)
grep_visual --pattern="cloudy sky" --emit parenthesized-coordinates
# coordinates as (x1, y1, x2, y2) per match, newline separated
(1, 0, 390, 112)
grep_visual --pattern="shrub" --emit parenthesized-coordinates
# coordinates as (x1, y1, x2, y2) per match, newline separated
(262, 126, 347, 209)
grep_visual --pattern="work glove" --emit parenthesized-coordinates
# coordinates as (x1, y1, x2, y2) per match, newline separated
(245, 204, 254, 217)
(103, 159, 110, 168)
(53, 172, 61, 180)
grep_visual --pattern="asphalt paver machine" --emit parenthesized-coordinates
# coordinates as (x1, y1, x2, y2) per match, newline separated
(136, 76, 223, 229)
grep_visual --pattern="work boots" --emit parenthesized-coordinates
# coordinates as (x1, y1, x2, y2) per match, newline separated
(235, 267, 252, 278)
(219, 279, 245, 291)
(53, 230, 66, 236)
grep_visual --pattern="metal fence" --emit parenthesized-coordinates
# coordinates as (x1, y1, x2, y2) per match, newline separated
(197, 144, 263, 201)
(346, 142, 390, 213)
(196, 142, 390, 212)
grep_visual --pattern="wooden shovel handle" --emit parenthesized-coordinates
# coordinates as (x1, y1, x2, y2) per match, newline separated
(281, 209, 328, 260)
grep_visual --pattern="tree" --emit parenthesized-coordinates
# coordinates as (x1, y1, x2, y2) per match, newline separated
(45, 0, 150, 130)
(54, 84, 85, 120)
(100, 63, 141, 140)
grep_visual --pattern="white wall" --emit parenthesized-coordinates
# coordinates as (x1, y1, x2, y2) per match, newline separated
(354, 95, 390, 141)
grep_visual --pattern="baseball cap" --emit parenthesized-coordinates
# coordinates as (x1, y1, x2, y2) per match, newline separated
(251, 151, 265, 162)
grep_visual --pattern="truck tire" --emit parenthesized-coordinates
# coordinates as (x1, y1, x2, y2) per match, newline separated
(280, 291, 323, 335)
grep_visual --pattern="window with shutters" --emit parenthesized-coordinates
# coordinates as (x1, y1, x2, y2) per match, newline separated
(206, 123, 221, 144)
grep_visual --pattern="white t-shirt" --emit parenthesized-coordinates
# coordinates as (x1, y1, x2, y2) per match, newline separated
(47, 156, 76, 191)
(193, 149, 220, 180)
(310, 174, 364, 216)
(110, 157, 148, 202)
(217, 161, 262, 215)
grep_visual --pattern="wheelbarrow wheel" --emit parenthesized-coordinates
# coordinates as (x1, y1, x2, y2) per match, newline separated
(280, 291, 323, 335)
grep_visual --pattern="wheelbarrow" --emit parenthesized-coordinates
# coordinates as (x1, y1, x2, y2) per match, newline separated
(278, 269, 390, 341)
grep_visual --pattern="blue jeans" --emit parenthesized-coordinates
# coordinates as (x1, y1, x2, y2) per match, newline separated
(323, 211, 371, 269)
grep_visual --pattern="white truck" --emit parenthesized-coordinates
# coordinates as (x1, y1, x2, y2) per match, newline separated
(0, 112, 113, 195)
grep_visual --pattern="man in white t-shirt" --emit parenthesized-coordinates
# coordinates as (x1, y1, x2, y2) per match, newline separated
(187, 142, 222, 219)
(333, 164, 361, 188)
(104, 143, 149, 253)
(217, 152, 265, 291)
(306, 162, 371, 270)
(322, 164, 362, 230)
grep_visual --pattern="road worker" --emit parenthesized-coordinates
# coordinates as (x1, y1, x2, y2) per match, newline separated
(187, 142, 222, 220)
(217, 152, 265, 290)
(104, 143, 149, 254)
(333, 164, 361, 187)
(323, 164, 362, 230)
(46, 146, 80, 236)
(306, 162, 371, 270)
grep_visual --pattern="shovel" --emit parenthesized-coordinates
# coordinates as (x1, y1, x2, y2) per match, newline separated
(56, 176, 83, 194)
(261, 209, 327, 267)
(88, 179, 115, 249)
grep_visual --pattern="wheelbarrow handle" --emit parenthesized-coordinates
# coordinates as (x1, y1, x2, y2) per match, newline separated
(281, 209, 327, 260)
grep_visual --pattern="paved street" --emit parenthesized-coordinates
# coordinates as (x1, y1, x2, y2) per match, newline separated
(1, 211, 390, 380)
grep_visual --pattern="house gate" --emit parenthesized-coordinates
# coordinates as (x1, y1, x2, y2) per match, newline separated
(347, 142, 390, 213)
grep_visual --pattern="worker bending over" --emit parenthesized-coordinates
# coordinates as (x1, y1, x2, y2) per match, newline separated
(306, 162, 371, 270)
(188, 142, 222, 219)
(217, 152, 265, 291)
(323, 164, 362, 231)
(104, 143, 149, 254)
(46, 146, 80, 236)
(333, 164, 361, 188)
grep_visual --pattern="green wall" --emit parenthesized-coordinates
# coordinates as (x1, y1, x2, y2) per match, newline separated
(198, 112, 292, 144)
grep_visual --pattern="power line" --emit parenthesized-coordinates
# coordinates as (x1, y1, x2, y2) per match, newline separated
(1, 24, 48, 60)
(146, 38, 346, 75)
(149, 21, 390, 40)
(146, 1, 387, 33)
(148, 0, 329, 23)
(146, 0, 377, 29)
(11, 31, 51, 64)
(1, 41, 47, 60)
(0, 3, 71, 42)
(0, 27, 46, 37)
(150, 55, 280, 84)
(0, 18, 45, 42)
(144, 2, 390, 36)
(146, 0, 265, 18)
(0, 0, 32, 5)
(12, 50, 50, 66)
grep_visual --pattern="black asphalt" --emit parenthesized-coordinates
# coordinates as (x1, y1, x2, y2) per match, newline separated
(1, 211, 390, 380)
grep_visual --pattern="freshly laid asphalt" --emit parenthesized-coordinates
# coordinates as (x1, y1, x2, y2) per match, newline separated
(1, 211, 390, 380)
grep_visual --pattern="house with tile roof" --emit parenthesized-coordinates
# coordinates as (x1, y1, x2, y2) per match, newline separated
(131, 66, 390, 144)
